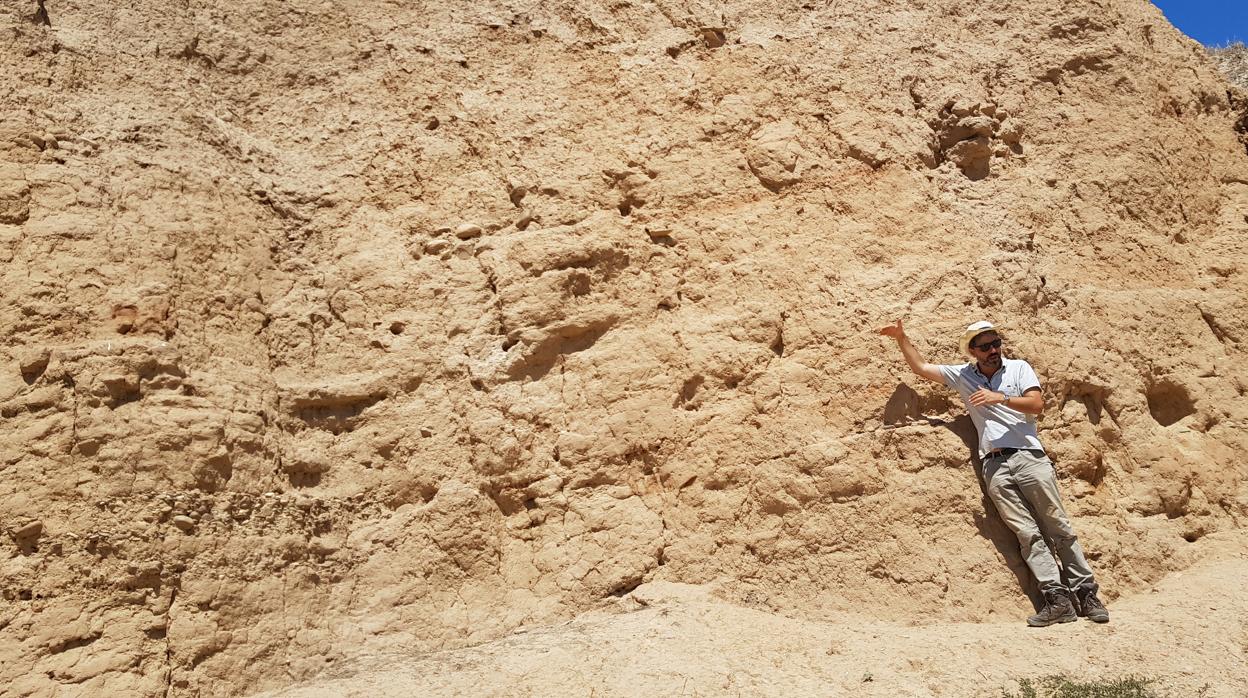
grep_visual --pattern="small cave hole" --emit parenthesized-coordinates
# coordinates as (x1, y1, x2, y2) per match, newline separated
(674, 375, 705, 409)
(607, 577, 644, 598)
(1145, 379, 1197, 427)
(20, 358, 48, 385)
(288, 472, 322, 488)
(770, 332, 785, 357)
(618, 202, 632, 216)
(565, 273, 591, 297)
(701, 29, 726, 48)
(425, 117, 440, 130)
(32, 0, 51, 26)
(389, 321, 406, 335)
(645, 228, 676, 247)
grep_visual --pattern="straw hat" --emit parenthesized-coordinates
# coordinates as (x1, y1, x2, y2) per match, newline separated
(959, 320, 1003, 357)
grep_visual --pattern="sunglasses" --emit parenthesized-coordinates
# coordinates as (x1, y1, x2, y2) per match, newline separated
(972, 338, 1003, 351)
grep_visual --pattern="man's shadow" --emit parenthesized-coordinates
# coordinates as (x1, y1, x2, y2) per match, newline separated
(883, 384, 1042, 611)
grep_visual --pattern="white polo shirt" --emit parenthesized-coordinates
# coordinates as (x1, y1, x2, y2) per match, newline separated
(936, 358, 1044, 457)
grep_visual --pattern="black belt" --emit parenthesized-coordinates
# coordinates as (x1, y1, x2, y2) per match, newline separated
(984, 447, 1044, 459)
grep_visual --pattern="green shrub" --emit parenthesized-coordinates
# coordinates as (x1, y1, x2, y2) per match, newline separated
(1001, 675, 1156, 698)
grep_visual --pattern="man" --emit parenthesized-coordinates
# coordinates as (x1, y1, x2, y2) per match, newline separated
(877, 319, 1109, 626)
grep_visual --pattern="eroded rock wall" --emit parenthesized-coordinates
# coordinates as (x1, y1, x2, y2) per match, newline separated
(2, 0, 1247, 695)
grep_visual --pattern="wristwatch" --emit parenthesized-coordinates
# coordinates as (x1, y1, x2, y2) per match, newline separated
(1002, 394, 1010, 407)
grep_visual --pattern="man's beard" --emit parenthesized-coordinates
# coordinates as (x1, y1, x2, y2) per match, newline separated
(981, 353, 1002, 369)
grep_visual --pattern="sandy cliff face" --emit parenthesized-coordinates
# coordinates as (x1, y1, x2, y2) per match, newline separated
(1, 0, 1246, 695)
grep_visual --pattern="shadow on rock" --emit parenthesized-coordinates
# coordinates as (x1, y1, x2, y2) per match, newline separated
(944, 415, 1043, 612)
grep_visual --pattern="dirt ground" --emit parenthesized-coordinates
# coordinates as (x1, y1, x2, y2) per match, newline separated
(263, 529, 1248, 697)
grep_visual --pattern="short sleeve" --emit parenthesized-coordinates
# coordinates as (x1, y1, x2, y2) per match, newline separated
(935, 364, 963, 389)
(1017, 361, 1041, 393)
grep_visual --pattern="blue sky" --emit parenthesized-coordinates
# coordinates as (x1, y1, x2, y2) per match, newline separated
(1150, 1, 1248, 46)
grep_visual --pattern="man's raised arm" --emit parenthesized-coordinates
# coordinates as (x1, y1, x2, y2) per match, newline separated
(877, 320, 945, 384)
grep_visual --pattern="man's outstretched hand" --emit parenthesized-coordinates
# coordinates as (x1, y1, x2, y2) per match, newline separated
(877, 319, 905, 340)
(878, 319, 942, 384)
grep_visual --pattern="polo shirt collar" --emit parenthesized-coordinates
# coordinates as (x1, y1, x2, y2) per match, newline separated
(972, 360, 1000, 380)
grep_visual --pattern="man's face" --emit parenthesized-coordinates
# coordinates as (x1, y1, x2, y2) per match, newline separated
(970, 332, 1003, 369)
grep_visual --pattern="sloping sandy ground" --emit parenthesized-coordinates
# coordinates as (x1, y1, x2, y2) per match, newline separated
(262, 531, 1248, 698)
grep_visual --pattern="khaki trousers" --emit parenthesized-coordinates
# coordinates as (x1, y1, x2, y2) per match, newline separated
(981, 449, 1096, 593)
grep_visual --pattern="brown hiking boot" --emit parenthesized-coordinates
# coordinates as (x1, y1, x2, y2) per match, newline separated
(1027, 590, 1077, 627)
(1075, 584, 1110, 623)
